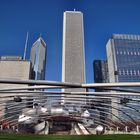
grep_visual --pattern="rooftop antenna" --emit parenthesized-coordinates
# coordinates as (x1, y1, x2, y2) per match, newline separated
(23, 32, 29, 60)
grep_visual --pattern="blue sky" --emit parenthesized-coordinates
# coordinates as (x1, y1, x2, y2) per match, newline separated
(0, 0, 140, 83)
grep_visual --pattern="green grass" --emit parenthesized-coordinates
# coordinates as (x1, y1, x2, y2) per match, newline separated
(0, 134, 140, 140)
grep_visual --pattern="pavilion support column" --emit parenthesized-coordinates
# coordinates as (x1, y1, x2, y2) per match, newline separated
(136, 125, 139, 132)
(0, 125, 3, 130)
(116, 127, 119, 131)
(125, 126, 128, 132)
(12, 126, 15, 131)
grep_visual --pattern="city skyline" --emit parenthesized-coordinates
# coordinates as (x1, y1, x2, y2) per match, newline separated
(1, 0, 140, 83)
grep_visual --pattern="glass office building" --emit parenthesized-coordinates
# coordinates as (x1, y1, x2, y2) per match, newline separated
(106, 34, 140, 121)
(107, 34, 140, 83)
(30, 37, 46, 80)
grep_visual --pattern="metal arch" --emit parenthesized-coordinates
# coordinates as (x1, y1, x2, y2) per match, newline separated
(114, 101, 140, 116)
(0, 96, 126, 128)
(1, 79, 140, 91)
(1, 89, 138, 117)
(1, 90, 140, 96)
(0, 86, 63, 92)
(94, 87, 140, 93)
(0, 93, 139, 123)
(0, 79, 140, 131)
(0, 79, 81, 87)
(0, 78, 140, 88)
(87, 108, 125, 127)
(0, 95, 139, 111)
(2, 104, 114, 129)
(61, 95, 140, 123)
(0, 98, 137, 131)
(43, 99, 123, 127)
(89, 102, 137, 126)
(0, 106, 37, 127)
(87, 104, 126, 126)
(82, 98, 137, 126)
(87, 97, 140, 119)
(50, 97, 139, 126)
(82, 82, 140, 88)
(0, 96, 112, 123)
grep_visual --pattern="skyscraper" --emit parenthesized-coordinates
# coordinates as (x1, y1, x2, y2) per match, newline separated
(93, 60, 109, 84)
(30, 37, 46, 80)
(0, 56, 31, 119)
(62, 11, 86, 92)
(106, 34, 140, 120)
(93, 60, 109, 122)
(107, 34, 140, 83)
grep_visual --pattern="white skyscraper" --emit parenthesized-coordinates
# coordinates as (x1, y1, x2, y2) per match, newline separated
(62, 11, 86, 92)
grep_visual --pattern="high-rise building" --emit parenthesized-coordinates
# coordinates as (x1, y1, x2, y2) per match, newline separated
(30, 37, 46, 80)
(0, 56, 31, 119)
(106, 34, 140, 120)
(62, 11, 86, 92)
(93, 60, 109, 84)
(0, 56, 31, 89)
(107, 34, 140, 83)
(93, 60, 109, 122)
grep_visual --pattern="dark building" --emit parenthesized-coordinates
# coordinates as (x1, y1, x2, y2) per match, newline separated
(93, 60, 109, 123)
(93, 60, 109, 84)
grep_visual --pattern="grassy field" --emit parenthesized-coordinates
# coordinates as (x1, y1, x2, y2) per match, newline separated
(0, 134, 140, 140)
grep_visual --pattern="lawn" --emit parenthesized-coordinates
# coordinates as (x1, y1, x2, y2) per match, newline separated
(0, 134, 140, 140)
